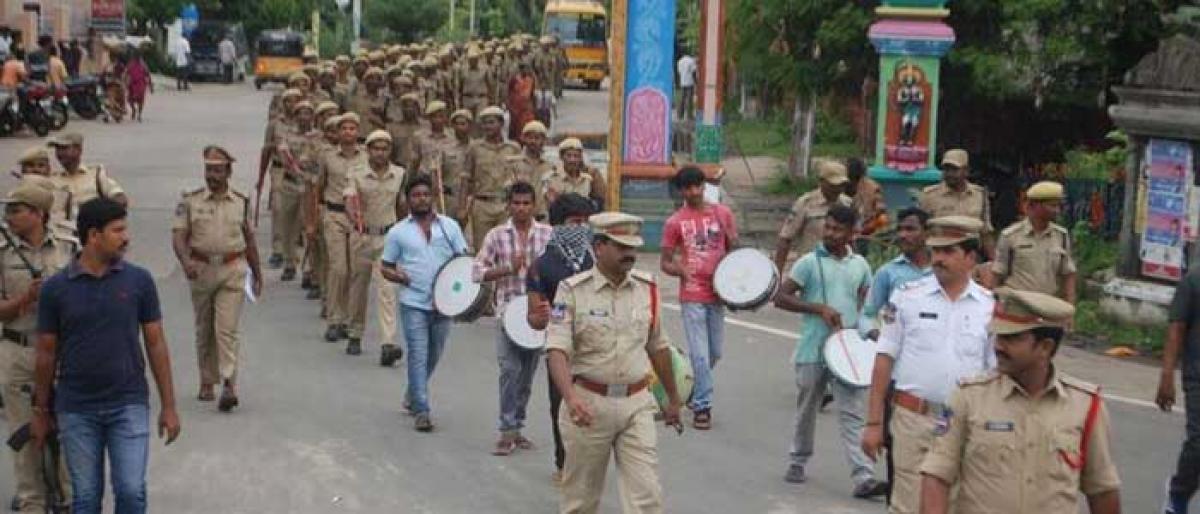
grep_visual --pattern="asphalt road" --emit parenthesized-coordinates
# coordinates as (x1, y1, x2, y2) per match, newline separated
(0, 80, 1191, 513)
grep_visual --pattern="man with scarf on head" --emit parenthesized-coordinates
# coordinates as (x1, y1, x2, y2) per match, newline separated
(526, 193, 595, 484)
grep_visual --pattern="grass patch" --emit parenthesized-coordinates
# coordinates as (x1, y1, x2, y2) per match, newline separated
(726, 118, 791, 160)
(1073, 300, 1167, 354)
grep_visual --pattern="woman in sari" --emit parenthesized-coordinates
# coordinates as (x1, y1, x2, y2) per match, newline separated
(505, 62, 537, 141)
(124, 51, 151, 122)
(104, 51, 128, 123)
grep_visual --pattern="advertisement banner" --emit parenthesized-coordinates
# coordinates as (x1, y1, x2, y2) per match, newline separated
(91, 0, 125, 33)
(1140, 138, 1192, 281)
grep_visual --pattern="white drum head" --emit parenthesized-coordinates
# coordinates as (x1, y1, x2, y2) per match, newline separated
(822, 329, 876, 388)
(503, 295, 545, 350)
(434, 256, 484, 317)
(713, 248, 778, 307)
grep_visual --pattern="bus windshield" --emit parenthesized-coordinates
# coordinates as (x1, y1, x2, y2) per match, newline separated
(545, 13, 606, 47)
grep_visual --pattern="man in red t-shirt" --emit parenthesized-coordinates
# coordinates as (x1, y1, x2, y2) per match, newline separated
(660, 166, 738, 429)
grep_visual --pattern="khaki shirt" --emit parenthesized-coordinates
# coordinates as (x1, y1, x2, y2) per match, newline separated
(172, 187, 251, 256)
(441, 137, 473, 200)
(276, 125, 323, 194)
(413, 129, 456, 174)
(534, 51, 556, 88)
(459, 65, 491, 99)
(465, 139, 522, 198)
(345, 163, 406, 233)
(263, 115, 291, 149)
(507, 153, 554, 215)
(921, 370, 1121, 514)
(778, 190, 852, 257)
(387, 119, 425, 168)
(50, 165, 125, 223)
(542, 166, 595, 202)
(919, 183, 994, 235)
(347, 90, 388, 133)
(320, 146, 369, 206)
(0, 230, 76, 336)
(993, 218, 1076, 297)
(546, 268, 670, 385)
(852, 176, 887, 226)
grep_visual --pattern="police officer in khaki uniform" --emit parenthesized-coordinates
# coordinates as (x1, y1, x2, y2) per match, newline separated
(16, 147, 51, 177)
(260, 88, 303, 269)
(412, 100, 454, 175)
(273, 100, 322, 282)
(458, 49, 492, 118)
(386, 93, 426, 169)
(347, 67, 388, 133)
(918, 149, 995, 258)
(0, 181, 76, 513)
(919, 288, 1121, 514)
(506, 120, 554, 220)
(343, 130, 405, 361)
(992, 181, 1077, 304)
(546, 212, 684, 514)
(46, 132, 128, 226)
(314, 113, 369, 342)
(443, 109, 475, 223)
(772, 160, 852, 273)
(172, 146, 263, 412)
(463, 106, 522, 248)
(543, 137, 606, 211)
(305, 114, 344, 305)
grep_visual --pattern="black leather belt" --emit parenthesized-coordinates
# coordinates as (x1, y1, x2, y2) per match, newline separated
(362, 225, 392, 236)
(324, 201, 346, 212)
(2, 328, 31, 347)
(475, 193, 501, 201)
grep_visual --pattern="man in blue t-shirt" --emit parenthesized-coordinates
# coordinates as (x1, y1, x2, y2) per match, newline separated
(32, 198, 181, 514)
(1161, 266, 1200, 513)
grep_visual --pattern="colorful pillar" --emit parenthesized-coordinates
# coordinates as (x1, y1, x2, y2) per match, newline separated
(693, 0, 724, 163)
(867, 0, 955, 209)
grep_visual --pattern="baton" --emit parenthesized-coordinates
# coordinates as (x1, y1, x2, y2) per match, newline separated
(253, 187, 262, 228)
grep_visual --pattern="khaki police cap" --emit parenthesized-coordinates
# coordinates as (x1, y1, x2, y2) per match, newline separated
(941, 149, 969, 169)
(339, 112, 362, 127)
(4, 181, 54, 213)
(467, 48, 481, 59)
(423, 56, 438, 67)
(335, 55, 351, 63)
(353, 56, 369, 65)
(47, 131, 83, 147)
(522, 121, 547, 135)
(365, 130, 393, 146)
(302, 64, 320, 74)
(539, 35, 554, 45)
(393, 75, 414, 87)
(364, 66, 384, 78)
(988, 287, 1075, 336)
(18, 146, 49, 165)
(323, 114, 342, 130)
(450, 109, 473, 122)
(817, 160, 848, 185)
(287, 72, 310, 85)
(479, 106, 505, 120)
(291, 100, 314, 113)
(400, 92, 421, 104)
(202, 145, 236, 166)
(1027, 181, 1065, 202)
(368, 50, 385, 61)
(425, 100, 448, 115)
(927, 215, 983, 247)
(590, 212, 644, 248)
(280, 88, 303, 100)
(558, 137, 584, 152)
(315, 101, 340, 116)
(318, 65, 336, 76)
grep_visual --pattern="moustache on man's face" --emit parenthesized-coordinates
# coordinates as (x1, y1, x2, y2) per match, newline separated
(620, 256, 636, 264)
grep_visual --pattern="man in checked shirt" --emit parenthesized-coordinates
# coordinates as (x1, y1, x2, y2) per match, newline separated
(472, 181, 552, 455)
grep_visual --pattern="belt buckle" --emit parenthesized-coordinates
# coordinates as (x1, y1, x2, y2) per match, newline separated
(606, 384, 628, 397)
(207, 254, 224, 265)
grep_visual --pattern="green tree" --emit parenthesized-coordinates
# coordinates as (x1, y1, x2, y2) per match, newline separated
(362, 0, 447, 42)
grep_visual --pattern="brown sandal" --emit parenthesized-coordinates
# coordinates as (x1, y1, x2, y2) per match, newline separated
(514, 435, 535, 450)
(197, 387, 216, 402)
(492, 437, 517, 456)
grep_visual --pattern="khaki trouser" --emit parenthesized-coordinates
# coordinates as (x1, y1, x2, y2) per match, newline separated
(470, 198, 508, 252)
(190, 260, 248, 385)
(558, 385, 663, 514)
(303, 204, 326, 287)
(0, 341, 71, 513)
(347, 232, 397, 343)
(889, 404, 938, 514)
(463, 95, 487, 117)
(269, 165, 285, 256)
(323, 211, 353, 326)
(273, 188, 305, 270)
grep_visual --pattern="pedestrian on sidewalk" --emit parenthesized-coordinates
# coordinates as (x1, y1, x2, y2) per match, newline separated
(124, 51, 152, 123)
(773, 204, 887, 499)
(1159, 266, 1200, 514)
(472, 181, 551, 456)
(218, 35, 236, 84)
(32, 197, 182, 514)
(380, 174, 468, 432)
(173, 37, 191, 91)
(660, 165, 738, 430)
(676, 52, 696, 121)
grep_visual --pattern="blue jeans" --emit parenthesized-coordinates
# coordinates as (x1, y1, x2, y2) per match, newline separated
(401, 305, 450, 415)
(1170, 361, 1200, 502)
(57, 403, 150, 514)
(681, 302, 724, 411)
(496, 331, 540, 433)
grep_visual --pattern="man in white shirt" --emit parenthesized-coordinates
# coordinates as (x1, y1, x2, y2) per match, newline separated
(218, 36, 237, 83)
(174, 37, 191, 91)
(676, 53, 696, 120)
(860, 216, 996, 514)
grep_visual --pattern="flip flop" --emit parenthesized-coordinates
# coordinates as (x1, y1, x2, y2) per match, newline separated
(492, 438, 517, 456)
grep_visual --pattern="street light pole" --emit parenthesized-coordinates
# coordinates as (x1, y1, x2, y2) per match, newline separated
(449, 0, 456, 36)
(351, 0, 362, 54)
(469, 0, 476, 37)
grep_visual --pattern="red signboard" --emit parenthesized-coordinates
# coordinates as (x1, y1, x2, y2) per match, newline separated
(91, 0, 125, 32)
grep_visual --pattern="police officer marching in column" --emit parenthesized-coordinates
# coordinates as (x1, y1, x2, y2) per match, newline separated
(462, 106, 522, 249)
(546, 212, 684, 514)
(918, 149, 995, 259)
(313, 113, 369, 343)
(47, 132, 128, 224)
(0, 179, 77, 513)
(992, 180, 1077, 304)
(172, 146, 263, 412)
(919, 288, 1121, 514)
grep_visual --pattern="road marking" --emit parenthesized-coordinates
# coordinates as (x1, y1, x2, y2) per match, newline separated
(663, 301, 1180, 413)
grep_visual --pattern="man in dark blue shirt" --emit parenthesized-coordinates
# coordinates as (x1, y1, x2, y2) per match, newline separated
(1161, 266, 1200, 513)
(32, 198, 181, 514)
(525, 193, 594, 483)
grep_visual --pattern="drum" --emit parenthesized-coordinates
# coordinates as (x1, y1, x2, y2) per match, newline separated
(502, 295, 545, 350)
(712, 248, 779, 310)
(648, 345, 695, 410)
(822, 329, 876, 388)
(433, 255, 492, 322)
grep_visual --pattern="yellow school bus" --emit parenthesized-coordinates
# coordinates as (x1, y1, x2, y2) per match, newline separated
(543, 0, 608, 89)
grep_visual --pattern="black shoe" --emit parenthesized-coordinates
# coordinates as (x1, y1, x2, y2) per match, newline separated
(414, 413, 434, 432)
(346, 338, 362, 355)
(852, 479, 888, 499)
(380, 344, 403, 367)
(280, 268, 296, 281)
(217, 391, 239, 413)
(306, 287, 321, 300)
(268, 253, 283, 269)
(820, 393, 834, 411)
(301, 276, 315, 290)
(784, 464, 806, 484)
(324, 324, 346, 342)
(11, 495, 19, 511)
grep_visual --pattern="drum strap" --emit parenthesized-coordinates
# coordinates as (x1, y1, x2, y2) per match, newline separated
(648, 281, 659, 335)
(433, 216, 465, 256)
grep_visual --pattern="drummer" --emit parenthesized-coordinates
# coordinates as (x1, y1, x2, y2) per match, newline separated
(659, 165, 738, 430)
(772, 204, 887, 499)
(860, 216, 995, 514)
(379, 174, 470, 432)
(471, 181, 552, 455)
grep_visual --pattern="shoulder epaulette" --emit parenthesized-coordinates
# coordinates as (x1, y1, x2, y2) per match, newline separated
(52, 230, 80, 248)
(1000, 222, 1023, 237)
(968, 183, 986, 192)
(230, 189, 250, 201)
(1050, 223, 1069, 234)
(562, 270, 593, 288)
(630, 269, 656, 284)
(922, 184, 940, 193)
(1059, 374, 1100, 395)
(182, 187, 205, 197)
(957, 370, 1001, 387)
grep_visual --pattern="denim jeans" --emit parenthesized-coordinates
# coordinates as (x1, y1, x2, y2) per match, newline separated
(401, 305, 450, 415)
(496, 331, 540, 433)
(790, 363, 875, 487)
(681, 302, 724, 411)
(57, 403, 150, 514)
(1170, 361, 1200, 501)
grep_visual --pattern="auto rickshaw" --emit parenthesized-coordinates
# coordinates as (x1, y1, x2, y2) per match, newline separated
(253, 30, 305, 89)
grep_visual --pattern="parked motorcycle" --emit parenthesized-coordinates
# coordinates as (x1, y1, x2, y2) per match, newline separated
(64, 76, 102, 120)
(48, 86, 69, 130)
(0, 83, 53, 137)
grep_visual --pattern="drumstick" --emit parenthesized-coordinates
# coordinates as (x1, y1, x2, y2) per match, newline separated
(836, 331, 861, 383)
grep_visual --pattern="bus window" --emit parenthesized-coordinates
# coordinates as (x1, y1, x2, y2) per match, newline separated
(545, 14, 606, 46)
